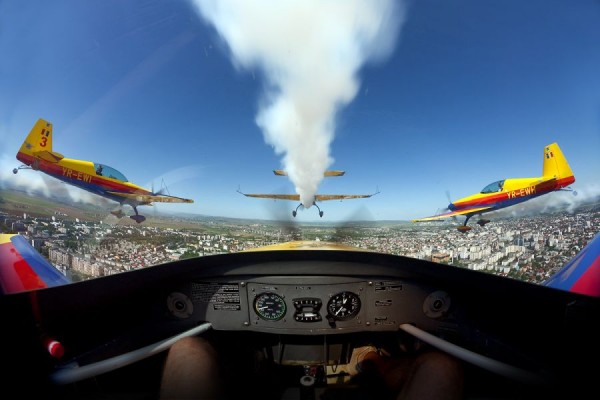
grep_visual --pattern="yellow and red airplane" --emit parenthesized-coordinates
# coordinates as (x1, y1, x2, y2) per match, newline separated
(413, 142, 576, 232)
(13, 118, 194, 223)
(237, 170, 378, 218)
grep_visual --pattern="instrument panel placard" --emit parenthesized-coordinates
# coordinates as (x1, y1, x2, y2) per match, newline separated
(192, 282, 241, 311)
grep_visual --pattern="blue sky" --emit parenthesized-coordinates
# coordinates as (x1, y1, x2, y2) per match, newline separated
(1, 0, 599, 222)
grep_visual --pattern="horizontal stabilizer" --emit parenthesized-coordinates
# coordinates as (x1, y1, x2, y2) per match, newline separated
(273, 170, 345, 177)
(33, 150, 64, 163)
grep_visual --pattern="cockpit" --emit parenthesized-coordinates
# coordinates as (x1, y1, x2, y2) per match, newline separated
(480, 180, 505, 194)
(3, 248, 597, 400)
(94, 163, 129, 182)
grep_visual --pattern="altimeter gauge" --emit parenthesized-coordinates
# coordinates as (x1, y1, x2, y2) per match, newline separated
(254, 292, 287, 321)
(327, 291, 361, 321)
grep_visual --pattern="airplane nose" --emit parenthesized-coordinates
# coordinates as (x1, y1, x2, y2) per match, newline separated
(448, 203, 456, 211)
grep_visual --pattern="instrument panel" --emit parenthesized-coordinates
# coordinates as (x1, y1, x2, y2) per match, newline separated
(169, 275, 456, 335)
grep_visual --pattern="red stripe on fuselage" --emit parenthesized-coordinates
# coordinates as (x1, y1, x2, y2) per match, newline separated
(453, 176, 574, 210)
(16, 151, 149, 196)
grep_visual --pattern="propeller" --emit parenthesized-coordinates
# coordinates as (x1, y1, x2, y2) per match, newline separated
(262, 185, 303, 241)
(327, 205, 375, 245)
(260, 191, 376, 247)
(430, 190, 452, 217)
(152, 179, 170, 196)
(150, 179, 174, 219)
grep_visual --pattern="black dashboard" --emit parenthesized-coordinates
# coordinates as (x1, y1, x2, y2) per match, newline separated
(2, 248, 599, 399)
(172, 270, 454, 335)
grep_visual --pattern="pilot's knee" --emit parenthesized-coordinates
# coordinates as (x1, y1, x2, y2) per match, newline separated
(170, 336, 218, 360)
(414, 351, 463, 380)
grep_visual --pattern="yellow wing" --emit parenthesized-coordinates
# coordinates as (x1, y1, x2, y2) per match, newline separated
(412, 206, 493, 222)
(273, 170, 345, 177)
(107, 192, 194, 204)
(237, 192, 378, 201)
(238, 193, 301, 200)
(315, 194, 377, 201)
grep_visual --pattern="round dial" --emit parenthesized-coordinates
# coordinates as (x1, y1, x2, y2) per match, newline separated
(327, 291, 361, 321)
(254, 292, 287, 321)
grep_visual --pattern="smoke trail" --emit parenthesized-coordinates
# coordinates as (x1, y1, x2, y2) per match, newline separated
(191, 0, 405, 207)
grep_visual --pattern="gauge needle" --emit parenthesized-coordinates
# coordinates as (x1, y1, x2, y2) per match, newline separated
(258, 306, 269, 310)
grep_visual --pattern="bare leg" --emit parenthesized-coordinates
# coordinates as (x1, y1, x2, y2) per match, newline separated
(397, 351, 463, 400)
(353, 348, 413, 390)
(352, 348, 463, 400)
(160, 336, 222, 400)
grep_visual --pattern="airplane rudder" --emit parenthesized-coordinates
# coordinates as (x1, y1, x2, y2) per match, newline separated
(19, 118, 53, 154)
(542, 142, 574, 180)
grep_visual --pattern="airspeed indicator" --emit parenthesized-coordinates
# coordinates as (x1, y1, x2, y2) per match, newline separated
(254, 292, 287, 321)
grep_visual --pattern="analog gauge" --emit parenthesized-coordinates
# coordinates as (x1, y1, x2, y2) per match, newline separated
(327, 291, 361, 321)
(254, 292, 287, 321)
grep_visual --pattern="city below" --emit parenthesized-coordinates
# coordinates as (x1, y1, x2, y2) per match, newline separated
(1, 188, 599, 287)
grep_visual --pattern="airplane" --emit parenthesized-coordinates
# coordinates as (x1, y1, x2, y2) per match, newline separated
(12, 118, 194, 223)
(412, 142, 576, 232)
(0, 229, 599, 399)
(237, 169, 379, 218)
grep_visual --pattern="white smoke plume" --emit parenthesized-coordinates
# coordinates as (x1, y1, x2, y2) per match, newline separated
(191, 0, 405, 207)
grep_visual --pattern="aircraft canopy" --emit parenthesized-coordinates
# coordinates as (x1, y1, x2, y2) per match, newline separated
(94, 163, 128, 182)
(480, 180, 505, 194)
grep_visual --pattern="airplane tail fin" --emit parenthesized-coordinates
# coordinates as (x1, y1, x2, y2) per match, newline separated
(542, 143, 574, 183)
(18, 118, 53, 156)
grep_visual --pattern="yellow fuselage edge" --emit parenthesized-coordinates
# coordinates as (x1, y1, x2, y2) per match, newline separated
(242, 240, 371, 252)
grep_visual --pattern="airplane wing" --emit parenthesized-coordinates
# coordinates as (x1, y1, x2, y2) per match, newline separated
(107, 192, 194, 204)
(314, 193, 377, 201)
(544, 231, 600, 297)
(238, 193, 301, 200)
(273, 170, 345, 177)
(0, 234, 70, 294)
(237, 191, 378, 201)
(412, 206, 493, 222)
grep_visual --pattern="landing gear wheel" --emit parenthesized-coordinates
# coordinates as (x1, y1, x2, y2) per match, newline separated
(130, 215, 146, 223)
(319, 211, 324, 218)
(292, 210, 297, 217)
